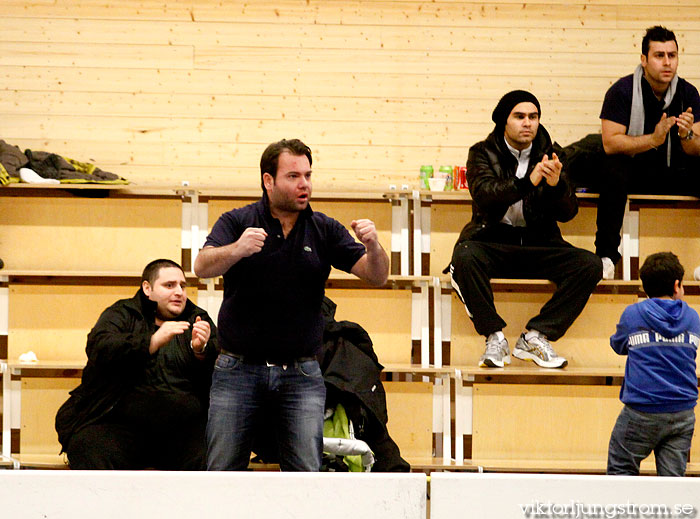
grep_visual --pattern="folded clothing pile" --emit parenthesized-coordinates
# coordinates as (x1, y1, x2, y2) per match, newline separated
(0, 139, 128, 186)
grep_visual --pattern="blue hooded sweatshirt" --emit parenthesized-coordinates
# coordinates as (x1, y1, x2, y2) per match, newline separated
(611, 298, 699, 413)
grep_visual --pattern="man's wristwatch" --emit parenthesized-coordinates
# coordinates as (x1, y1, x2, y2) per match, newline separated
(682, 129, 694, 141)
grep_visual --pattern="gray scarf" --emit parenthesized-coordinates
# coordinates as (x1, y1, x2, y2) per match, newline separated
(629, 63, 678, 166)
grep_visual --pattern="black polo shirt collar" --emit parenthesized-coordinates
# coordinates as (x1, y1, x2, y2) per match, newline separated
(258, 191, 314, 238)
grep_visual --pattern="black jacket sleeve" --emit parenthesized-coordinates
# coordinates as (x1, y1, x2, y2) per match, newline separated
(467, 140, 536, 217)
(85, 303, 153, 372)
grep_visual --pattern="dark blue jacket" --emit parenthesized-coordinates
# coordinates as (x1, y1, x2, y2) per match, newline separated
(611, 298, 699, 413)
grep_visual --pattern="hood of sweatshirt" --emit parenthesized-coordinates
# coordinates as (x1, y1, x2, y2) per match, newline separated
(637, 298, 689, 338)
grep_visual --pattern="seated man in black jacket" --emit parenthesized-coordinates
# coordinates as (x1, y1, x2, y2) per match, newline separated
(55, 259, 217, 469)
(449, 90, 602, 369)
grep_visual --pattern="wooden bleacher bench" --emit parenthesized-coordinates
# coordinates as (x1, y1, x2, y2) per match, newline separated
(1, 361, 84, 468)
(10, 453, 69, 470)
(7, 270, 700, 294)
(4, 180, 699, 204)
(384, 187, 700, 204)
(0, 182, 392, 202)
(444, 276, 700, 295)
(458, 365, 624, 380)
(4, 185, 700, 474)
(405, 457, 478, 473)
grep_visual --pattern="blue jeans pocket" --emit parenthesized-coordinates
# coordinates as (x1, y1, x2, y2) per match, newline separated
(214, 353, 241, 371)
(297, 359, 321, 377)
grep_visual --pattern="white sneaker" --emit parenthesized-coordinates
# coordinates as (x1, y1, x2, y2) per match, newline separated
(478, 332, 510, 368)
(513, 332, 567, 369)
(601, 257, 615, 280)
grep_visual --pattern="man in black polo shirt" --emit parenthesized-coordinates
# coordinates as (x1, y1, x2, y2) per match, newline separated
(194, 138, 389, 471)
(595, 26, 700, 279)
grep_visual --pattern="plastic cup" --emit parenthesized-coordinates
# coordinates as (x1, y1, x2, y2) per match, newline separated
(428, 177, 447, 191)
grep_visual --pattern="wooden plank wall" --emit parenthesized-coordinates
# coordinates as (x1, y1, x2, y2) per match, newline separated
(1, 1, 699, 192)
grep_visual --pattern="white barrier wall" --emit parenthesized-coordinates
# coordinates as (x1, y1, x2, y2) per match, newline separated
(0, 471, 426, 519)
(430, 473, 700, 519)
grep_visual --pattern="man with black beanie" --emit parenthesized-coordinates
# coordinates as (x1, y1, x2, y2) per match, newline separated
(448, 90, 603, 368)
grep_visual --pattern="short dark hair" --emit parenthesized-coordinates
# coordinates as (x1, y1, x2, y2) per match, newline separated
(259, 139, 312, 190)
(141, 259, 184, 285)
(639, 252, 684, 298)
(642, 26, 677, 56)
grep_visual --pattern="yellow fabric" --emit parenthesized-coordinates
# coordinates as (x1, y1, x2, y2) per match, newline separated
(65, 157, 97, 175)
(62, 156, 129, 184)
(323, 403, 363, 472)
(0, 164, 11, 186)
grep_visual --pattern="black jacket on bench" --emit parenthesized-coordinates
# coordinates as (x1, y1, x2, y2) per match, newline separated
(319, 299, 410, 472)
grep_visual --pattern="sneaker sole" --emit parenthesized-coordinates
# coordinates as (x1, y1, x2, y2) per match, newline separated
(512, 349, 567, 369)
(478, 354, 511, 368)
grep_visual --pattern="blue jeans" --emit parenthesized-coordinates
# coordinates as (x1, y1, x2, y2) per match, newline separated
(206, 353, 326, 471)
(607, 405, 695, 476)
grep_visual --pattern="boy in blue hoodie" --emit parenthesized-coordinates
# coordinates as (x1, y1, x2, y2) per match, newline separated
(607, 252, 700, 476)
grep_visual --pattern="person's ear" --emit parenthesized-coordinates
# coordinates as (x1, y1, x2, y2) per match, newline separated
(673, 279, 684, 299)
(142, 280, 152, 297)
(263, 172, 274, 190)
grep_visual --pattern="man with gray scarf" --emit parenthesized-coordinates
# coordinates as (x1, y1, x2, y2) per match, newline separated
(596, 26, 700, 279)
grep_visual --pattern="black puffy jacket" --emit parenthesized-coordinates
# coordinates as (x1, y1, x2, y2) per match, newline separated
(55, 289, 218, 452)
(320, 298, 410, 472)
(457, 125, 578, 247)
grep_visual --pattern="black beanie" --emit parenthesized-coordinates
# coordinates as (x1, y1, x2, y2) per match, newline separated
(491, 90, 541, 128)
